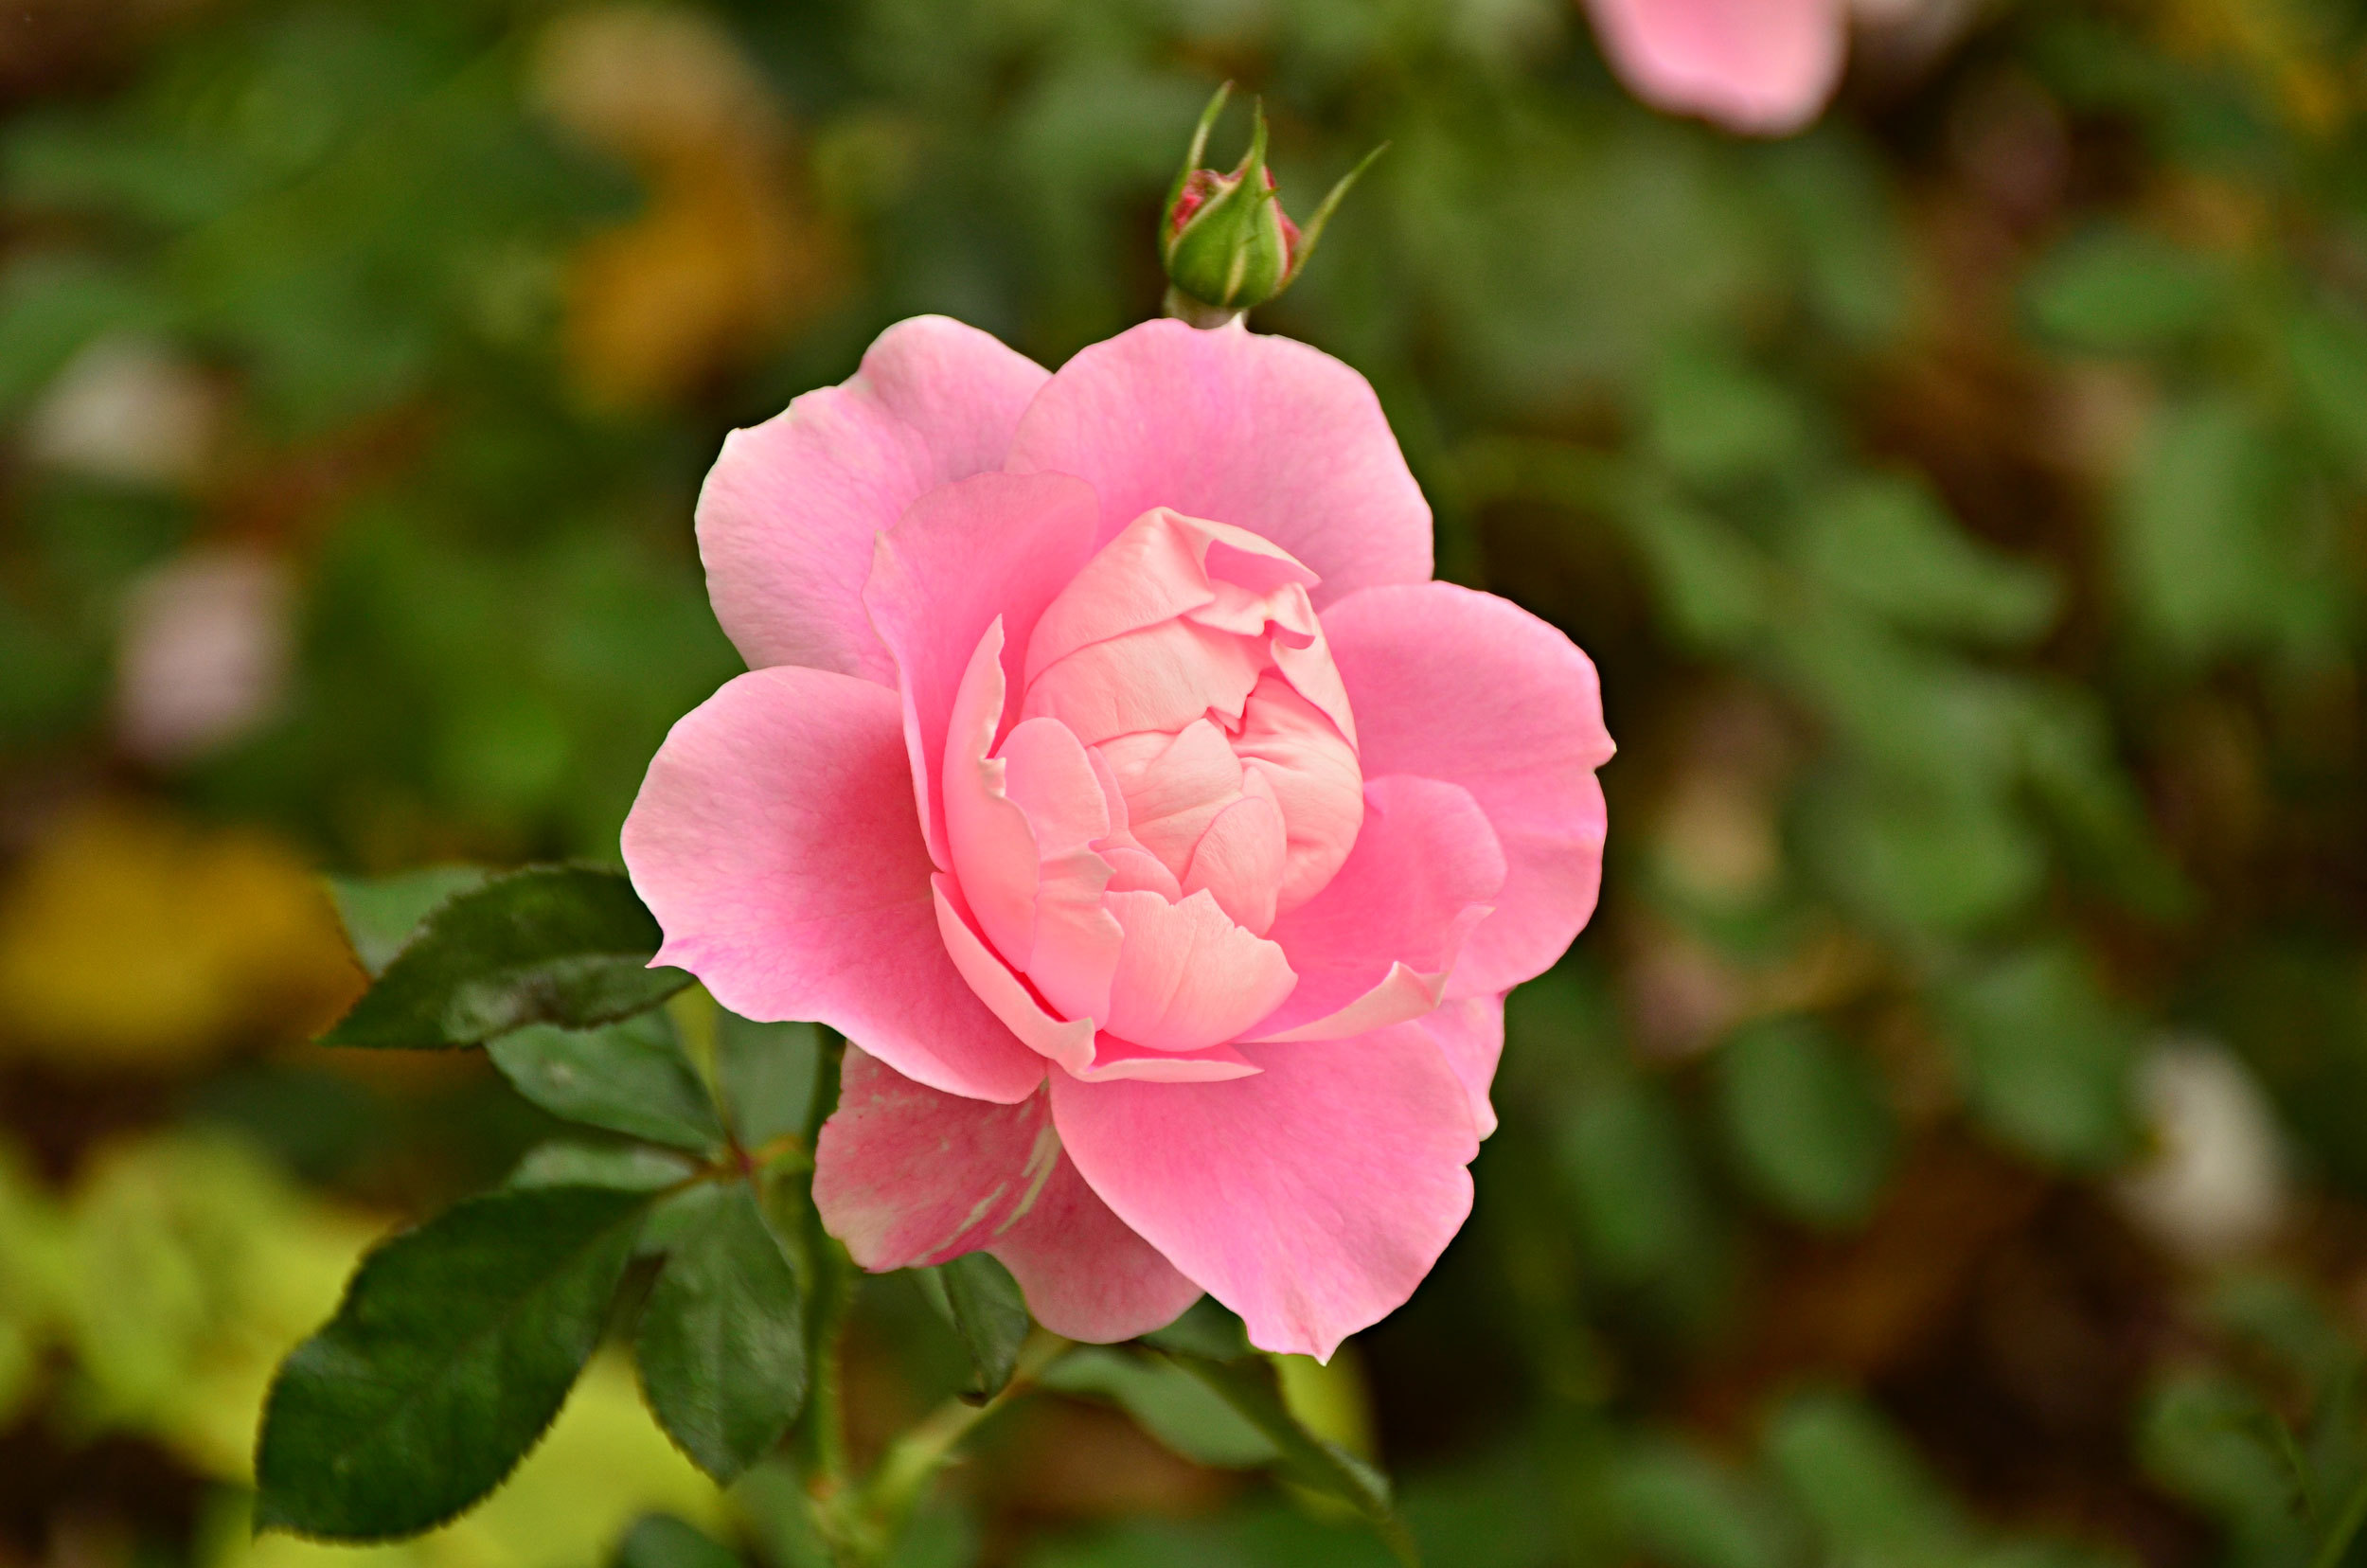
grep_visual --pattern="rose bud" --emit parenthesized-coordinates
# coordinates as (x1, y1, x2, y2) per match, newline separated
(1158, 85, 1383, 327)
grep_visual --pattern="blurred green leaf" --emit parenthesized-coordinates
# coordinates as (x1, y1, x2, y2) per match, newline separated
(489, 1013, 724, 1154)
(507, 1142, 697, 1194)
(319, 865, 689, 1049)
(1938, 945, 2137, 1170)
(1793, 476, 2059, 648)
(1165, 1351, 1418, 1566)
(1611, 1439, 1798, 1568)
(635, 1183, 807, 1485)
(2286, 302, 2367, 472)
(2119, 395, 2312, 663)
(255, 1184, 653, 1539)
(1042, 1346, 1278, 1468)
(0, 254, 161, 415)
(1766, 1392, 1976, 1566)
(2025, 227, 2222, 351)
(612, 1514, 744, 1568)
(1618, 486, 1777, 650)
(1647, 347, 1806, 489)
(1140, 1295, 1254, 1361)
(327, 864, 490, 977)
(1717, 1016, 1895, 1229)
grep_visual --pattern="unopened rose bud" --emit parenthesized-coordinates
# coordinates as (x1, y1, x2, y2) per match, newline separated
(1157, 84, 1383, 328)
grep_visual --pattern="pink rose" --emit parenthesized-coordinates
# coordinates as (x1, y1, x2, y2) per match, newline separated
(1582, 0, 1846, 136)
(623, 316, 1612, 1358)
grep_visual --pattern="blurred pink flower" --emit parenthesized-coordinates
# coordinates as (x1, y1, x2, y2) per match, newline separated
(115, 547, 294, 764)
(1582, 0, 1846, 135)
(623, 317, 1612, 1358)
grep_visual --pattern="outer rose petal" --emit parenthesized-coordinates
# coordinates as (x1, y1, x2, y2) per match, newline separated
(1324, 583, 1613, 999)
(1583, 0, 1845, 136)
(865, 472, 1100, 866)
(1051, 1028, 1480, 1361)
(1005, 319, 1431, 605)
(1246, 775, 1505, 1042)
(991, 1152, 1206, 1340)
(815, 1049, 1199, 1342)
(699, 317, 1049, 681)
(1417, 993, 1507, 1140)
(622, 666, 1043, 1104)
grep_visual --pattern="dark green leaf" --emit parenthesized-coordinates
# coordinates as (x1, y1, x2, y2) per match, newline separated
(924, 1251, 1031, 1399)
(1716, 1017, 1895, 1229)
(326, 865, 489, 977)
(489, 1012, 724, 1153)
(1765, 1392, 1974, 1565)
(634, 1183, 806, 1484)
(611, 1515, 742, 1568)
(713, 1013, 818, 1149)
(1611, 1440, 1798, 1568)
(319, 865, 689, 1049)
(1165, 1352, 1418, 1566)
(255, 1185, 654, 1540)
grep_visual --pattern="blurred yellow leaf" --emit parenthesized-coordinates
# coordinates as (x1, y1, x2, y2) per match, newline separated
(532, 5, 845, 408)
(0, 804, 361, 1069)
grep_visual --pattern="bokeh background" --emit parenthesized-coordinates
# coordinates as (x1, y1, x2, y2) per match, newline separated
(3, 0, 2366, 1564)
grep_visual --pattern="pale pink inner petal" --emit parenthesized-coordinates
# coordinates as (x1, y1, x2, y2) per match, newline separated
(932, 877, 1097, 1077)
(1231, 675, 1363, 912)
(1100, 889, 1297, 1052)
(1181, 784, 1287, 935)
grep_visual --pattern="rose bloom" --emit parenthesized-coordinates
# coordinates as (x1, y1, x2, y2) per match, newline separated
(624, 317, 1611, 1358)
(1582, 0, 1845, 135)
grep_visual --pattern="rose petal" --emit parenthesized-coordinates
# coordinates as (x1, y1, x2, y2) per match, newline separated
(1245, 775, 1504, 1042)
(1101, 889, 1297, 1054)
(623, 668, 1044, 1104)
(1583, 0, 1845, 136)
(865, 472, 1099, 866)
(1324, 583, 1613, 998)
(1052, 1027, 1480, 1360)
(700, 317, 1048, 681)
(990, 1149, 1204, 1341)
(814, 1049, 1199, 1342)
(933, 876, 1097, 1077)
(1416, 993, 1507, 1140)
(814, 1046, 1059, 1269)
(1006, 319, 1431, 604)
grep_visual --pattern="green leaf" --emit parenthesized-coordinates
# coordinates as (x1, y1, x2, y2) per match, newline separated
(2119, 396, 2301, 663)
(507, 1142, 696, 1193)
(611, 1515, 743, 1568)
(1617, 487, 1778, 651)
(1793, 476, 2059, 647)
(634, 1183, 807, 1485)
(1646, 346, 1806, 488)
(319, 865, 689, 1049)
(1937, 944, 2138, 1169)
(921, 1252, 1031, 1399)
(2025, 226, 2220, 351)
(1611, 1439, 1798, 1568)
(489, 1013, 724, 1153)
(1041, 1346, 1277, 1468)
(1165, 1351, 1418, 1566)
(1716, 1017, 1895, 1229)
(1766, 1391, 1976, 1566)
(1139, 1294, 1253, 1361)
(2287, 303, 2367, 472)
(254, 1184, 654, 1540)
(713, 1013, 818, 1149)
(326, 865, 489, 977)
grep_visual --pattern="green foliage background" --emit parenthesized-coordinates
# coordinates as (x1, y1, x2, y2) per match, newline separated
(2, 0, 2366, 1564)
